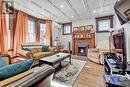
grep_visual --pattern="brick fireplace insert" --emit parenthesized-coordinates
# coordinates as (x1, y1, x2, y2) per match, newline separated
(77, 44, 89, 56)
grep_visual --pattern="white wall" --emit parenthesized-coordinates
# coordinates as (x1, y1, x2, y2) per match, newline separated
(60, 34, 72, 50)
(124, 23, 130, 62)
(60, 17, 116, 50)
(52, 22, 62, 44)
(52, 22, 72, 50)
(53, 15, 118, 50)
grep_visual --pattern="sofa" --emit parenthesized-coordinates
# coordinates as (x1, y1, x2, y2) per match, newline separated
(0, 54, 55, 87)
(17, 43, 59, 65)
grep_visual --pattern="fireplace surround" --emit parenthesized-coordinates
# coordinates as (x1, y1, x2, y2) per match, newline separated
(72, 30, 95, 55)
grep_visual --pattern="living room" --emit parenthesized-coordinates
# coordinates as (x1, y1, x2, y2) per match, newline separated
(0, 0, 130, 87)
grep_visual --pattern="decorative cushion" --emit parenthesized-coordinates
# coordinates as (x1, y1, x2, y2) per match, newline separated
(0, 59, 33, 80)
(1, 57, 9, 65)
(23, 46, 42, 52)
(0, 69, 33, 87)
(23, 47, 32, 51)
(31, 48, 39, 54)
(37, 48, 42, 52)
(0, 56, 9, 68)
(33, 52, 45, 60)
(0, 57, 5, 68)
(33, 52, 54, 59)
(17, 50, 32, 57)
(42, 45, 49, 52)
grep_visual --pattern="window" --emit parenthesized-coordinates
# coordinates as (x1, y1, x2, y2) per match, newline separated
(28, 20, 36, 42)
(40, 23, 46, 42)
(63, 22, 72, 35)
(96, 15, 113, 33)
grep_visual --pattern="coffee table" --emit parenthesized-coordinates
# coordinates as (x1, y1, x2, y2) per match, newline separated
(39, 52, 71, 67)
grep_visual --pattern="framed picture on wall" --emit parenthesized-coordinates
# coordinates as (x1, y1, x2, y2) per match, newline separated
(85, 25, 93, 29)
(79, 26, 85, 31)
(73, 27, 78, 31)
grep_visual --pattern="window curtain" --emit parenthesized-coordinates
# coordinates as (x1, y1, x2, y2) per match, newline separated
(45, 20, 52, 46)
(13, 11, 28, 56)
(0, 1, 8, 54)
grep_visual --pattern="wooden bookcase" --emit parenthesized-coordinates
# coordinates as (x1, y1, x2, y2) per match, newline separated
(72, 30, 95, 55)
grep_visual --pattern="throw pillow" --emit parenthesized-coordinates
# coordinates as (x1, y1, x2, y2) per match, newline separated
(31, 48, 38, 54)
(42, 45, 49, 52)
(0, 57, 5, 68)
(1, 57, 10, 65)
(0, 59, 33, 80)
(23, 47, 32, 51)
(37, 48, 42, 52)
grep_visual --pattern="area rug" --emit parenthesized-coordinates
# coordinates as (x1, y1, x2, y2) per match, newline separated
(51, 59, 86, 87)
(71, 55, 87, 61)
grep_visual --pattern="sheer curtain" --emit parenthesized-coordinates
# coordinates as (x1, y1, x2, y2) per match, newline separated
(0, 1, 8, 54)
(13, 11, 28, 56)
(45, 20, 52, 46)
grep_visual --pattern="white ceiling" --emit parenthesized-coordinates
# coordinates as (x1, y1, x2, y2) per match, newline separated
(13, 0, 117, 23)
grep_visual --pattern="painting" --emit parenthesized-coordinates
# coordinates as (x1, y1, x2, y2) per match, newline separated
(85, 25, 93, 30)
(79, 26, 85, 31)
(73, 27, 78, 31)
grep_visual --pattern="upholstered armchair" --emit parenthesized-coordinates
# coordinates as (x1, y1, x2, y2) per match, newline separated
(88, 40, 115, 64)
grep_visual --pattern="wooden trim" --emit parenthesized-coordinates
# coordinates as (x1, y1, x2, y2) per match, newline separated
(62, 22, 72, 35)
(96, 15, 113, 33)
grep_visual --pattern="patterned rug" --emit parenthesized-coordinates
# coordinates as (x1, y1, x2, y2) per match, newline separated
(71, 55, 87, 61)
(51, 59, 86, 87)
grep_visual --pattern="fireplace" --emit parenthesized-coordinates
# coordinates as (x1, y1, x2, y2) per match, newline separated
(77, 44, 89, 56)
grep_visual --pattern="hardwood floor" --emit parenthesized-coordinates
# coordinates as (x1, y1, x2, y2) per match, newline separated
(73, 59, 105, 87)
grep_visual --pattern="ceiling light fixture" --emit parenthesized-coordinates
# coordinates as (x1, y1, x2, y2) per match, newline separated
(41, 12, 44, 14)
(117, 0, 120, 2)
(60, 5, 64, 8)
(93, 10, 96, 13)
(71, 15, 74, 18)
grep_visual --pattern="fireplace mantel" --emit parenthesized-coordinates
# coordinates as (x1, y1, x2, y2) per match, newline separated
(72, 30, 95, 55)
